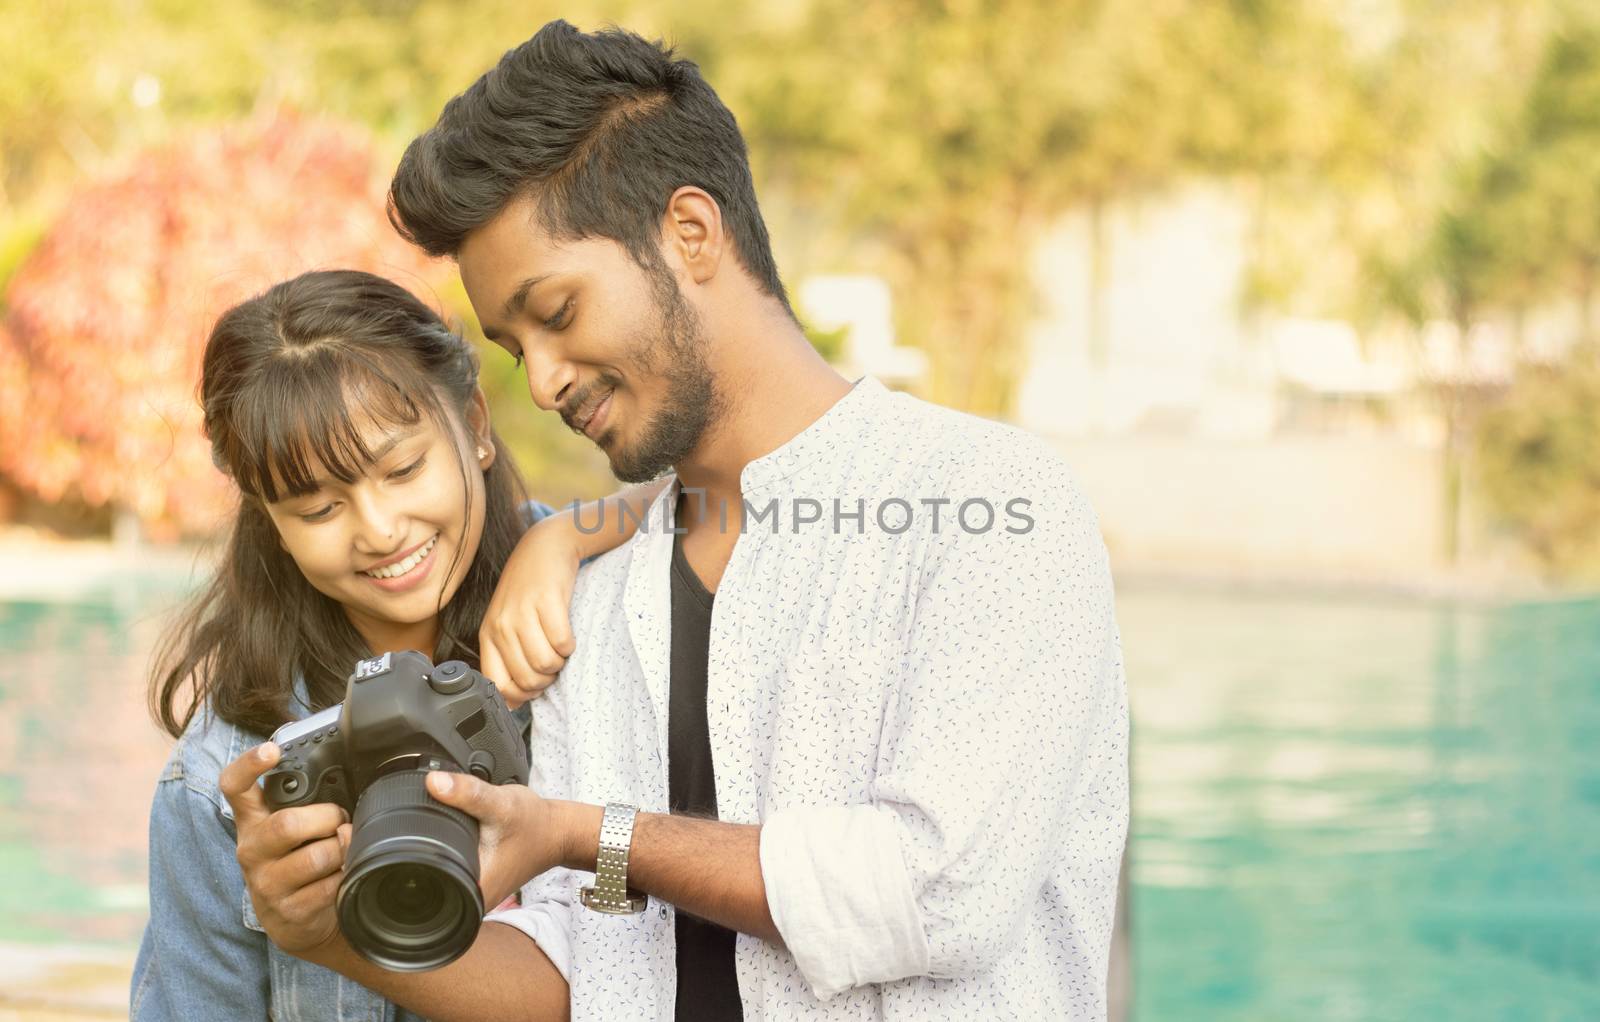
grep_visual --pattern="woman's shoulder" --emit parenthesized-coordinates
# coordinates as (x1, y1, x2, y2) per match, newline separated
(164, 699, 268, 812)
(522, 497, 562, 528)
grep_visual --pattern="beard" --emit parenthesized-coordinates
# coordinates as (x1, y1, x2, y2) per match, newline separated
(590, 266, 720, 484)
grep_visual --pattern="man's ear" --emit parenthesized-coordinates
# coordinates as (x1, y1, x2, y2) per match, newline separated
(661, 186, 725, 286)
(466, 385, 497, 470)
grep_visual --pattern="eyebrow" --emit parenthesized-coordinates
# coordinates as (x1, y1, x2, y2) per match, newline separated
(299, 431, 417, 495)
(502, 273, 553, 321)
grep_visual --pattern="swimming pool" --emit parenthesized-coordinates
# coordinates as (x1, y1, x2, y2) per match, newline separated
(2, 574, 1596, 1018)
(1123, 585, 1600, 1020)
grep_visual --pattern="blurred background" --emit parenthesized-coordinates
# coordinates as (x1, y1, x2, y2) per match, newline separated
(2, 0, 1598, 1018)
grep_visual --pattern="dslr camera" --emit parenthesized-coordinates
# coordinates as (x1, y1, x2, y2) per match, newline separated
(262, 650, 529, 971)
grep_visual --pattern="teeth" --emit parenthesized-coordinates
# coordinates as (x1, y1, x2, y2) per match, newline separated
(364, 535, 437, 580)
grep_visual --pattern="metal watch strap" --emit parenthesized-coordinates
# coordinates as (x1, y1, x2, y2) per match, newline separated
(580, 803, 647, 914)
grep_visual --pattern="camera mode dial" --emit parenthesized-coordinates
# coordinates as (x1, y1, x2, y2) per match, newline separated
(428, 660, 473, 696)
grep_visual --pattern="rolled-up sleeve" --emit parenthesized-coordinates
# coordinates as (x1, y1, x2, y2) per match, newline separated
(132, 769, 270, 1020)
(760, 464, 1129, 999)
(484, 643, 579, 980)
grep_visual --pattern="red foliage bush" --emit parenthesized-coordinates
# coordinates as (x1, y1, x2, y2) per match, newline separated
(0, 112, 448, 538)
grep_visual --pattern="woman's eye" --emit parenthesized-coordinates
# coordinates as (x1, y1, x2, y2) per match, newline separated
(543, 298, 574, 330)
(391, 457, 426, 480)
(300, 504, 336, 523)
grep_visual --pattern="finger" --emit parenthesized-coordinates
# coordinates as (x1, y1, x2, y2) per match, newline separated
(517, 618, 566, 678)
(249, 803, 348, 863)
(519, 669, 560, 698)
(261, 835, 345, 894)
(277, 870, 343, 931)
(426, 770, 505, 822)
(536, 593, 577, 658)
(481, 622, 538, 708)
(219, 743, 280, 829)
(336, 823, 352, 858)
(491, 622, 543, 705)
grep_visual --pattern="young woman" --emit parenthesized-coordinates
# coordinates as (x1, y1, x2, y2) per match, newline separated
(130, 269, 653, 1021)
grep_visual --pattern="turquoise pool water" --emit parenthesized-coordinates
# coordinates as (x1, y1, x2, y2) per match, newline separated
(1123, 586, 1600, 1021)
(1, 577, 1596, 1017)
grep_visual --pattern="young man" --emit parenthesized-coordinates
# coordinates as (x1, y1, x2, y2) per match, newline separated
(221, 20, 1128, 1022)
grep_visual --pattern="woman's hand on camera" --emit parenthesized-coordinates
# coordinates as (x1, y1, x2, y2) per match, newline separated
(220, 742, 351, 962)
(479, 516, 581, 708)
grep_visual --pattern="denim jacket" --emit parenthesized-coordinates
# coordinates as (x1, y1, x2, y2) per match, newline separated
(130, 694, 433, 1022)
(132, 503, 556, 1021)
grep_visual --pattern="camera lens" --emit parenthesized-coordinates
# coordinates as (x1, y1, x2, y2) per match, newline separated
(337, 770, 484, 971)
(378, 865, 447, 927)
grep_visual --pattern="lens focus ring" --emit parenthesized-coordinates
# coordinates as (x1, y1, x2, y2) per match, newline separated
(338, 769, 483, 972)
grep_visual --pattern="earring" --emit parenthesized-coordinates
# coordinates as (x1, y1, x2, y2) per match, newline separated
(476, 445, 488, 460)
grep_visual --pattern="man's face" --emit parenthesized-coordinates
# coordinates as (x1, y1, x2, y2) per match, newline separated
(459, 195, 718, 483)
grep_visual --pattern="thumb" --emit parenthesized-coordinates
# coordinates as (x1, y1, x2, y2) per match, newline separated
(426, 770, 501, 819)
(538, 596, 577, 659)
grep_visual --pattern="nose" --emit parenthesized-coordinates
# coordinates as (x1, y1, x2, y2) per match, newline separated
(350, 490, 405, 555)
(523, 346, 576, 412)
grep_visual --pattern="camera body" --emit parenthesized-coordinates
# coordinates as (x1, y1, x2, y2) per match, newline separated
(261, 650, 529, 972)
(263, 650, 528, 814)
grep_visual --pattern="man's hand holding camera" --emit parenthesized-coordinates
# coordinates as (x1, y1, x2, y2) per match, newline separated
(421, 767, 575, 909)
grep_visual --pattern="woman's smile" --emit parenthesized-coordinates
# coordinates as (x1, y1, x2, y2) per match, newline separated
(359, 532, 441, 593)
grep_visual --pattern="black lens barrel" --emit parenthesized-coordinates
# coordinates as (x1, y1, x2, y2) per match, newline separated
(336, 769, 484, 971)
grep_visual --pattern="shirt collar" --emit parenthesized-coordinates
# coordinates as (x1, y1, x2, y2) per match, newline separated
(737, 375, 887, 496)
(629, 375, 890, 537)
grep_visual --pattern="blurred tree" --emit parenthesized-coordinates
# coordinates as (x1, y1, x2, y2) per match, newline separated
(680, 0, 1195, 415)
(1458, 10, 1600, 574)
(0, 0, 1451, 423)
(7, 0, 1600, 547)
(1362, 5, 1600, 562)
(1519, 14, 1600, 343)
(1476, 349, 1600, 578)
(0, 111, 445, 538)
(675, 0, 1384, 416)
(1413, 7, 1600, 334)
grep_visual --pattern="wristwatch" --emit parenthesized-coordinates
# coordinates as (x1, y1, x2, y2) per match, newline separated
(580, 803, 648, 914)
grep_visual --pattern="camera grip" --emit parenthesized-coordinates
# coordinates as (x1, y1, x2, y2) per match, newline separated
(262, 731, 351, 813)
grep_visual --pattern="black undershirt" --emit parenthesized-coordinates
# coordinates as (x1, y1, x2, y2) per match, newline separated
(668, 513, 743, 1021)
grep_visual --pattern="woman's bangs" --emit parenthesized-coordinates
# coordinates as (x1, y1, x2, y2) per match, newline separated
(230, 352, 431, 502)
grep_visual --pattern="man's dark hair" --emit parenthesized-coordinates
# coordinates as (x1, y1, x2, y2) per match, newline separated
(390, 20, 792, 315)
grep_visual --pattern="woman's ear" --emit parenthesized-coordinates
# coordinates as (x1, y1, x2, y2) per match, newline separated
(466, 385, 497, 470)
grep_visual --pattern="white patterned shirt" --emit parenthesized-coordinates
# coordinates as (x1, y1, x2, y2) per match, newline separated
(488, 377, 1129, 1020)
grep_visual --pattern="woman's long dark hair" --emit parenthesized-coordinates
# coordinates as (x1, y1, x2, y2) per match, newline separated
(150, 269, 529, 739)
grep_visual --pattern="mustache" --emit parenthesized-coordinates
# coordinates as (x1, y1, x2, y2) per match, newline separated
(560, 374, 621, 432)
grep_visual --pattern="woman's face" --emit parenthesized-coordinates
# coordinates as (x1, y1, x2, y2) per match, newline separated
(261, 397, 492, 654)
